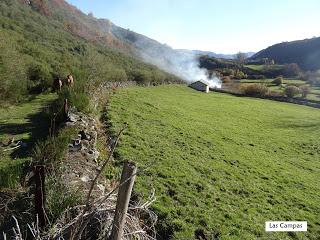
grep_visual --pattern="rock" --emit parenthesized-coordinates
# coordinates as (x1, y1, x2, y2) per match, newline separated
(69, 142, 81, 152)
(91, 131, 98, 144)
(68, 112, 79, 122)
(97, 184, 105, 193)
(79, 130, 90, 140)
(81, 140, 90, 150)
(87, 148, 100, 161)
(73, 139, 81, 146)
(65, 122, 75, 127)
(80, 175, 90, 182)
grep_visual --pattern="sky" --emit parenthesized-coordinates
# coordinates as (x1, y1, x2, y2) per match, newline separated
(66, 0, 320, 54)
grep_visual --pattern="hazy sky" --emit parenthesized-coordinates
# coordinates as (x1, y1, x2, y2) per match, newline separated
(66, 0, 320, 53)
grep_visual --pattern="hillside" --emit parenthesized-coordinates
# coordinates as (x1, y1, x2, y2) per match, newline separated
(109, 85, 320, 239)
(251, 37, 320, 70)
(0, 0, 181, 103)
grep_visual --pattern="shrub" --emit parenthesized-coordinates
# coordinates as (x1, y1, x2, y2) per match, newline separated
(46, 173, 81, 222)
(299, 85, 310, 98)
(0, 34, 28, 103)
(241, 84, 269, 97)
(284, 63, 301, 77)
(284, 85, 301, 98)
(222, 76, 232, 83)
(303, 71, 320, 86)
(32, 127, 77, 165)
(131, 70, 151, 85)
(272, 76, 283, 86)
(233, 70, 247, 79)
(58, 88, 90, 112)
(27, 62, 52, 93)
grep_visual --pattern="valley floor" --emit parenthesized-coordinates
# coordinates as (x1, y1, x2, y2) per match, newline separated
(108, 85, 320, 239)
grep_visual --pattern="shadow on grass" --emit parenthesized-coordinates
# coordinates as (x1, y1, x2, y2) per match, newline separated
(0, 105, 52, 160)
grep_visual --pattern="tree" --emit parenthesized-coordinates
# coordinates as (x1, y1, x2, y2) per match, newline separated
(284, 85, 301, 98)
(235, 52, 247, 66)
(299, 85, 310, 98)
(284, 63, 301, 77)
(272, 76, 283, 86)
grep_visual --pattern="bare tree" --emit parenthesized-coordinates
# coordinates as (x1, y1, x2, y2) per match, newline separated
(235, 52, 247, 66)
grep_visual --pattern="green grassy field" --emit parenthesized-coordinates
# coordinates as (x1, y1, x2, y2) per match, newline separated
(239, 79, 320, 102)
(0, 94, 56, 188)
(245, 64, 284, 71)
(240, 79, 306, 85)
(108, 85, 320, 239)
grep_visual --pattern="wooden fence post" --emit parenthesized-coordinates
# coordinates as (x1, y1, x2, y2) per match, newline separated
(110, 161, 137, 240)
(63, 98, 68, 121)
(34, 165, 46, 228)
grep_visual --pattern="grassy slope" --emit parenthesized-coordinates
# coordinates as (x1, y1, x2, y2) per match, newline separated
(108, 85, 320, 239)
(0, 93, 56, 188)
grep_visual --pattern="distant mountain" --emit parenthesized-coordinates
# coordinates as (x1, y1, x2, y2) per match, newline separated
(177, 49, 255, 59)
(251, 37, 320, 70)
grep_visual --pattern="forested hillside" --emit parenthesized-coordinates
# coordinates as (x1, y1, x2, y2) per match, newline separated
(0, 0, 181, 103)
(251, 37, 320, 70)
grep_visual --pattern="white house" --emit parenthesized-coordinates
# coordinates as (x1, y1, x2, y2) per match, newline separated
(189, 80, 210, 93)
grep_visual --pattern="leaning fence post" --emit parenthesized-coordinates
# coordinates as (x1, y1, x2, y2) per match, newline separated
(34, 165, 46, 228)
(110, 161, 137, 240)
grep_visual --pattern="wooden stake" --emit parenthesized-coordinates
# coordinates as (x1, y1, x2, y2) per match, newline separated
(34, 165, 46, 228)
(110, 161, 137, 240)
(63, 98, 68, 121)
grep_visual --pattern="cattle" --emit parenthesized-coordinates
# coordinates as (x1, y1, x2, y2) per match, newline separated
(53, 77, 63, 91)
(66, 74, 74, 87)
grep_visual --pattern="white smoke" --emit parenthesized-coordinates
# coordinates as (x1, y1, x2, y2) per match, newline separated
(134, 40, 221, 88)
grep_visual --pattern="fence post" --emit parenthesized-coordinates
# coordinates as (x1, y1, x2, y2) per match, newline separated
(34, 165, 46, 228)
(110, 161, 137, 240)
(63, 98, 68, 121)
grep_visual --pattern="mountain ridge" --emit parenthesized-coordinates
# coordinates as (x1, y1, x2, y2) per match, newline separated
(251, 36, 320, 70)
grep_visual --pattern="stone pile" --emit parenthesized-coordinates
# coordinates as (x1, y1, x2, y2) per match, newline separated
(62, 107, 106, 196)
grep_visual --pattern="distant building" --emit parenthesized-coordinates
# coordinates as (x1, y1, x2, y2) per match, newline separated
(189, 80, 210, 93)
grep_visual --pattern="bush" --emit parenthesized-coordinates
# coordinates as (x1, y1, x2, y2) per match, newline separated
(222, 76, 232, 83)
(46, 173, 81, 222)
(272, 76, 283, 86)
(241, 84, 269, 97)
(0, 34, 28, 102)
(32, 127, 77, 165)
(284, 85, 301, 98)
(233, 70, 247, 79)
(58, 88, 90, 112)
(304, 71, 320, 86)
(284, 63, 301, 77)
(299, 85, 310, 98)
(27, 62, 52, 93)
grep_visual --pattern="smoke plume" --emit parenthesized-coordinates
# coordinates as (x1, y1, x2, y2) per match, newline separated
(134, 40, 221, 88)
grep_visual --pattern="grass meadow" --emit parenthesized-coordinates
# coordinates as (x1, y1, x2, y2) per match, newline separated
(240, 79, 320, 102)
(108, 85, 320, 239)
(0, 94, 56, 188)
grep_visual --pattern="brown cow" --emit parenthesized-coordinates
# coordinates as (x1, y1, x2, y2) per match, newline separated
(53, 77, 63, 91)
(66, 74, 74, 87)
